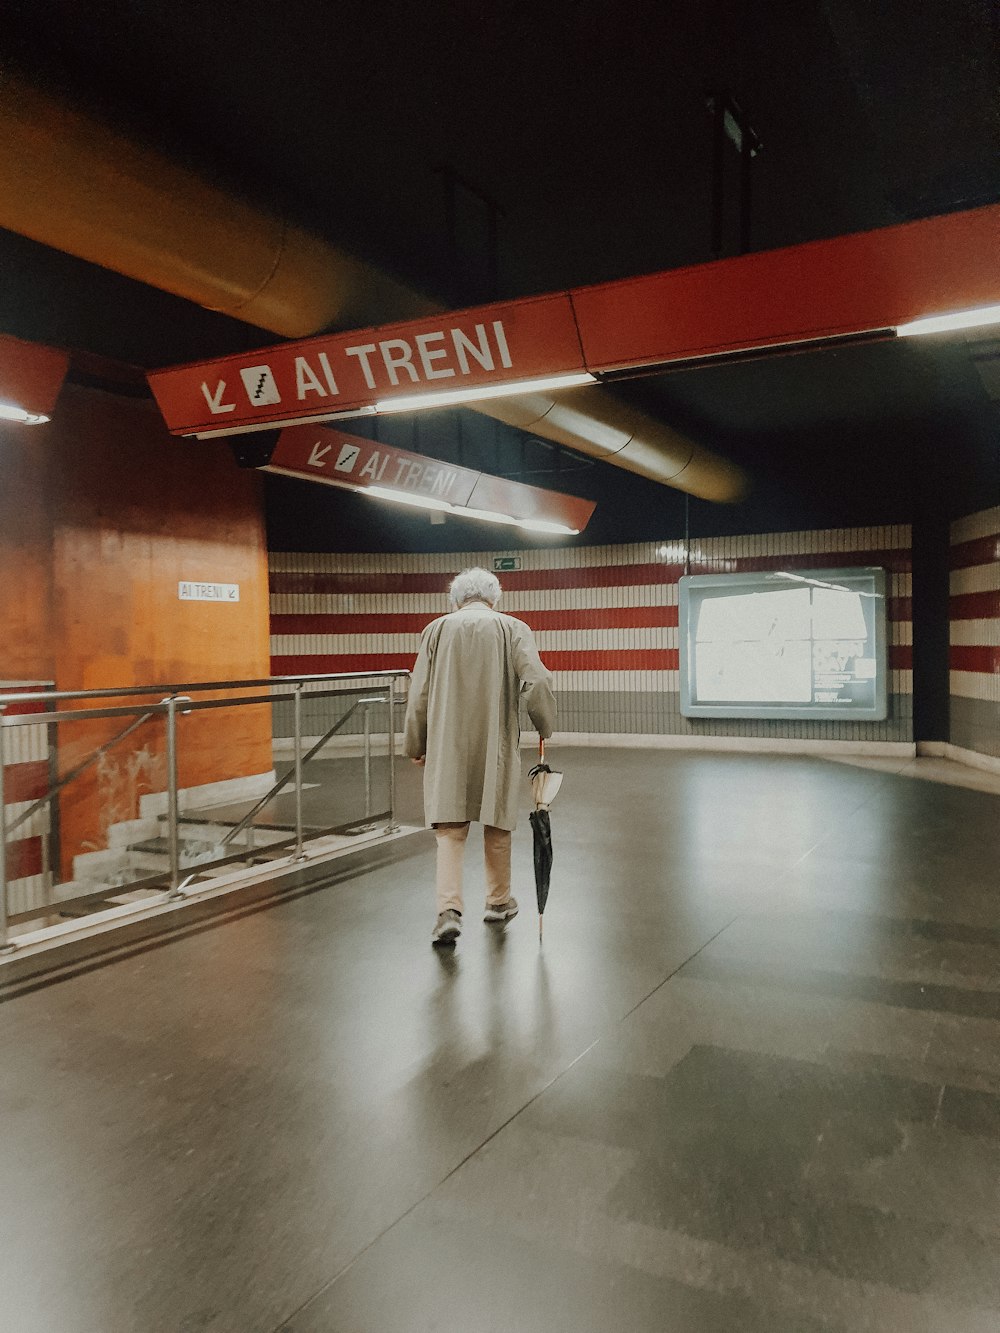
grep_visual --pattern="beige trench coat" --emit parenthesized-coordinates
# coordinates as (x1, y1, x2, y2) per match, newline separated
(403, 602, 556, 830)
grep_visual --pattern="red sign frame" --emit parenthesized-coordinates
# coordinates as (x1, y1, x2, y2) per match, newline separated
(0, 333, 69, 418)
(267, 425, 596, 533)
(148, 202, 1000, 439)
(148, 293, 586, 437)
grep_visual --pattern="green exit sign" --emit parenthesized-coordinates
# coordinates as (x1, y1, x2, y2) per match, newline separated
(493, 557, 522, 572)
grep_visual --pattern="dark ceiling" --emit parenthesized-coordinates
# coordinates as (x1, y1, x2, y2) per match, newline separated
(2, 0, 999, 548)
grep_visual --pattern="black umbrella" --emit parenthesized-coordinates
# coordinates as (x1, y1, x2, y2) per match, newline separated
(528, 739, 562, 942)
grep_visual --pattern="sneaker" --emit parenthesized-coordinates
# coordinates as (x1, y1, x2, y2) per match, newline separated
(432, 909, 462, 945)
(483, 896, 519, 923)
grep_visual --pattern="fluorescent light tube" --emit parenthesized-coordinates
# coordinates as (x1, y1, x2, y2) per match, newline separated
(516, 518, 579, 535)
(895, 304, 1000, 338)
(193, 405, 376, 439)
(0, 402, 49, 424)
(458, 507, 522, 525)
(365, 486, 453, 512)
(361, 491, 579, 535)
(374, 371, 596, 414)
(455, 507, 579, 534)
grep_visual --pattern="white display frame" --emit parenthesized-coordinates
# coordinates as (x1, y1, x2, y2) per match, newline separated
(679, 566, 889, 721)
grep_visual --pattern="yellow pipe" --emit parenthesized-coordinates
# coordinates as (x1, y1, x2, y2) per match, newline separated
(484, 386, 747, 503)
(0, 69, 748, 501)
(0, 70, 427, 336)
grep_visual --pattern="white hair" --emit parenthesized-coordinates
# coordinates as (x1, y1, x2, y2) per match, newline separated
(449, 567, 501, 608)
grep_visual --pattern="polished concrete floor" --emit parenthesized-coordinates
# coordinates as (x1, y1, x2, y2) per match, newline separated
(3, 748, 1000, 1332)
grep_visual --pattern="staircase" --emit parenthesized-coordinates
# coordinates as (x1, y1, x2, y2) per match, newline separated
(59, 811, 291, 904)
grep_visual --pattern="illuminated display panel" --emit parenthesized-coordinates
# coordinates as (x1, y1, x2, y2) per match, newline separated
(679, 567, 888, 720)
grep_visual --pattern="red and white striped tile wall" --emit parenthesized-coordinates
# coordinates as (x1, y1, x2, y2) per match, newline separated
(950, 507, 1000, 757)
(270, 525, 912, 740)
(1, 684, 53, 917)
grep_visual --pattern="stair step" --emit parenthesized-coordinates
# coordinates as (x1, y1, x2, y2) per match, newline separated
(130, 836, 219, 855)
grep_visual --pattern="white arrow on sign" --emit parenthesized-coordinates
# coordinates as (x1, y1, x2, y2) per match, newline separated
(308, 441, 333, 467)
(201, 380, 236, 414)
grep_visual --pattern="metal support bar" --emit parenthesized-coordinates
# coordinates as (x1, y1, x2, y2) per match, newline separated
(221, 696, 384, 848)
(487, 204, 500, 301)
(293, 684, 305, 860)
(363, 704, 372, 818)
(740, 121, 754, 255)
(5, 709, 156, 837)
(164, 697, 181, 897)
(0, 720, 12, 954)
(710, 93, 726, 258)
(385, 679, 399, 834)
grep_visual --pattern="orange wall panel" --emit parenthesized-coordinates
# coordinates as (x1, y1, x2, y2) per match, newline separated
(0, 380, 273, 871)
(50, 387, 270, 693)
(0, 423, 54, 681)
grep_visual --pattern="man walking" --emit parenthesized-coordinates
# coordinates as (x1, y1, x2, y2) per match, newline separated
(403, 567, 556, 945)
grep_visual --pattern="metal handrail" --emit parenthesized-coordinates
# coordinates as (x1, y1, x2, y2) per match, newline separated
(0, 669, 410, 951)
(0, 683, 395, 729)
(220, 694, 388, 847)
(0, 670, 407, 709)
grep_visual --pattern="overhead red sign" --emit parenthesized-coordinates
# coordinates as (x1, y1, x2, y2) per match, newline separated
(267, 424, 597, 533)
(0, 333, 69, 417)
(148, 293, 586, 437)
(268, 425, 481, 506)
(148, 202, 1000, 440)
(573, 203, 1000, 372)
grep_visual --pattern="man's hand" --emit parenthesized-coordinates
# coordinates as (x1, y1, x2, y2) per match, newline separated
(412, 756, 426, 767)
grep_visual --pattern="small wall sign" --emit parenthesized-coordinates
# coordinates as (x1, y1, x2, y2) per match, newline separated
(493, 557, 522, 572)
(178, 581, 240, 603)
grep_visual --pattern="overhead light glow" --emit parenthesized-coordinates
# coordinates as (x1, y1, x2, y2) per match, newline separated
(773, 571, 882, 598)
(895, 304, 1000, 338)
(459, 506, 522, 525)
(374, 371, 596, 414)
(0, 402, 49, 425)
(450, 505, 578, 534)
(360, 491, 579, 534)
(517, 518, 579, 535)
(364, 486, 452, 512)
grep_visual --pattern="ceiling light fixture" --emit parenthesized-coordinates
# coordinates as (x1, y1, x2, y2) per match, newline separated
(361, 489, 579, 534)
(374, 371, 597, 414)
(458, 506, 522, 526)
(194, 405, 375, 439)
(895, 304, 1000, 338)
(0, 402, 50, 425)
(459, 507, 579, 535)
(364, 486, 453, 512)
(517, 518, 580, 535)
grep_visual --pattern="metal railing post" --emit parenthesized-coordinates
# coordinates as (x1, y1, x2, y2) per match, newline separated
(164, 697, 182, 897)
(363, 703, 372, 819)
(385, 676, 399, 834)
(0, 716, 13, 954)
(293, 683, 305, 860)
